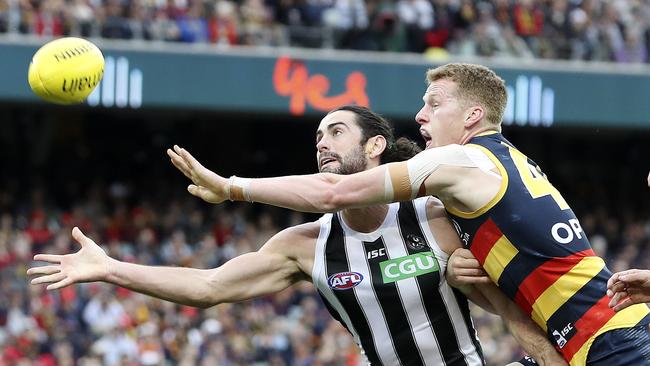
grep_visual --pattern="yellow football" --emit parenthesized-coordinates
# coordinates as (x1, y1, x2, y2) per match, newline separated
(28, 37, 104, 105)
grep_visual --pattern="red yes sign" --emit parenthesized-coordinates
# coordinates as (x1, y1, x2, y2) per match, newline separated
(273, 56, 369, 116)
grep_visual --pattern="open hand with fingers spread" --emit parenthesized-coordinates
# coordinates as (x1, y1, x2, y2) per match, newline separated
(27, 227, 113, 290)
(166, 145, 229, 203)
(607, 269, 650, 312)
(446, 248, 492, 288)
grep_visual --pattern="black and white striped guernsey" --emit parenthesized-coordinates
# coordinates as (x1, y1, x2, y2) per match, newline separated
(312, 197, 485, 366)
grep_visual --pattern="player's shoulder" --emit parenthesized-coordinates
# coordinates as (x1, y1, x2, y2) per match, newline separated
(414, 143, 466, 158)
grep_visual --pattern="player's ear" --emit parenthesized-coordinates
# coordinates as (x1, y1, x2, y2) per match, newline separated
(365, 135, 387, 159)
(464, 105, 485, 128)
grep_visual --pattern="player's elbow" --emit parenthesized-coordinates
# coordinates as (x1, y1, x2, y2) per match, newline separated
(194, 291, 223, 309)
(315, 174, 351, 212)
(199, 270, 230, 308)
(319, 188, 346, 212)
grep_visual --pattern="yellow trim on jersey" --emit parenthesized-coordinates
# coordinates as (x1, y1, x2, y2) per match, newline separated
(531, 257, 606, 331)
(475, 131, 500, 137)
(445, 144, 509, 219)
(569, 303, 650, 366)
(483, 235, 518, 283)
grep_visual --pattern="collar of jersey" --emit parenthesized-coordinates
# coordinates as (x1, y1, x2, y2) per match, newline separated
(474, 130, 500, 138)
(337, 202, 400, 242)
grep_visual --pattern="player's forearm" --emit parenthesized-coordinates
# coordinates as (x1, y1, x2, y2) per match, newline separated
(478, 284, 566, 365)
(460, 286, 497, 314)
(248, 174, 343, 212)
(106, 259, 219, 308)
(248, 169, 388, 213)
(503, 313, 566, 365)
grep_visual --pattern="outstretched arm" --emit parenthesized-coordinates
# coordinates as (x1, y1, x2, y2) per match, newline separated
(28, 226, 312, 308)
(607, 269, 650, 312)
(167, 144, 481, 213)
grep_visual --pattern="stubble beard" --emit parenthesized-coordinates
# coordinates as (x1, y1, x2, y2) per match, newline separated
(319, 146, 368, 175)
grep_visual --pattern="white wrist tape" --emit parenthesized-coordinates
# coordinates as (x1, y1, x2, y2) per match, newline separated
(384, 144, 477, 201)
(228, 176, 252, 202)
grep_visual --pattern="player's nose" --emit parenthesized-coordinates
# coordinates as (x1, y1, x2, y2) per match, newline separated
(316, 137, 330, 152)
(415, 105, 428, 125)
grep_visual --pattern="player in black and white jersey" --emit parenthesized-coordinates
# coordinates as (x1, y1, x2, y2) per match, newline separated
(29, 106, 564, 365)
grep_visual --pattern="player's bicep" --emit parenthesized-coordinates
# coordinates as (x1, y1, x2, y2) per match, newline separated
(208, 250, 304, 302)
(384, 145, 477, 202)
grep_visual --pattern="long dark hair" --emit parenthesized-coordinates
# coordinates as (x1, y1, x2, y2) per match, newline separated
(329, 105, 422, 163)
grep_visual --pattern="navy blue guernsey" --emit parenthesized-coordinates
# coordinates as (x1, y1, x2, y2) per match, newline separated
(445, 132, 649, 365)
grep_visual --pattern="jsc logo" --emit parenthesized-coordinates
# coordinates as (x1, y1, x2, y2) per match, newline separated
(328, 272, 364, 290)
(380, 252, 439, 283)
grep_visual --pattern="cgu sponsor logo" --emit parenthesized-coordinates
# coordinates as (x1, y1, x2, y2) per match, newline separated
(380, 252, 439, 284)
(328, 272, 364, 290)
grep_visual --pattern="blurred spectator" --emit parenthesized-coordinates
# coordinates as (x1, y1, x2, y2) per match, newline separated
(396, 0, 433, 52)
(176, 0, 209, 43)
(2, 0, 650, 62)
(208, 1, 238, 45)
(68, 0, 95, 37)
(101, 0, 133, 39)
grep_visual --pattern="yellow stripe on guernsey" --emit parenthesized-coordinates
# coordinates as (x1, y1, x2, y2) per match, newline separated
(445, 144, 509, 219)
(482, 236, 518, 283)
(531, 257, 606, 331)
(569, 303, 650, 366)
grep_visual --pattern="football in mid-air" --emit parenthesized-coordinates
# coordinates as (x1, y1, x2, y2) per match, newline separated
(28, 37, 104, 105)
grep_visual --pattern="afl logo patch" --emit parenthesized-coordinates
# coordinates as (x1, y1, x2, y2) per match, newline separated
(406, 234, 426, 250)
(328, 272, 364, 290)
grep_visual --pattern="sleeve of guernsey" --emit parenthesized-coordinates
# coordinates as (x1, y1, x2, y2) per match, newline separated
(384, 144, 478, 202)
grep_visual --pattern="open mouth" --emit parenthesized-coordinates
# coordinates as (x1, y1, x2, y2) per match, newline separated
(420, 129, 432, 148)
(319, 156, 338, 169)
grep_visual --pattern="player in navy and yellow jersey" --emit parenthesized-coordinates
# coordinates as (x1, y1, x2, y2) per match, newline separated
(163, 63, 650, 365)
(444, 132, 650, 365)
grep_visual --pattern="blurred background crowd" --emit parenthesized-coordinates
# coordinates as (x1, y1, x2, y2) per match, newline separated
(1, 0, 650, 365)
(1, 179, 649, 366)
(1, 0, 650, 62)
(1, 109, 649, 365)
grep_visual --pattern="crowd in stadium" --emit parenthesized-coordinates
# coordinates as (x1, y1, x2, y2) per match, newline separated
(1, 176, 648, 365)
(0, 0, 649, 62)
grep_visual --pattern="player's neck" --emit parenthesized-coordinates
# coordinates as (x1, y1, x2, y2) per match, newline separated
(460, 125, 500, 145)
(341, 205, 389, 233)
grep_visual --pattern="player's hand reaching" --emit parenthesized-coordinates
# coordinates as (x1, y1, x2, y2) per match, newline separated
(27, 227, 112, 290)
(167, 145, 229, 204)
(446, 248, 492, 287)
(607, 269, 650, 312)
